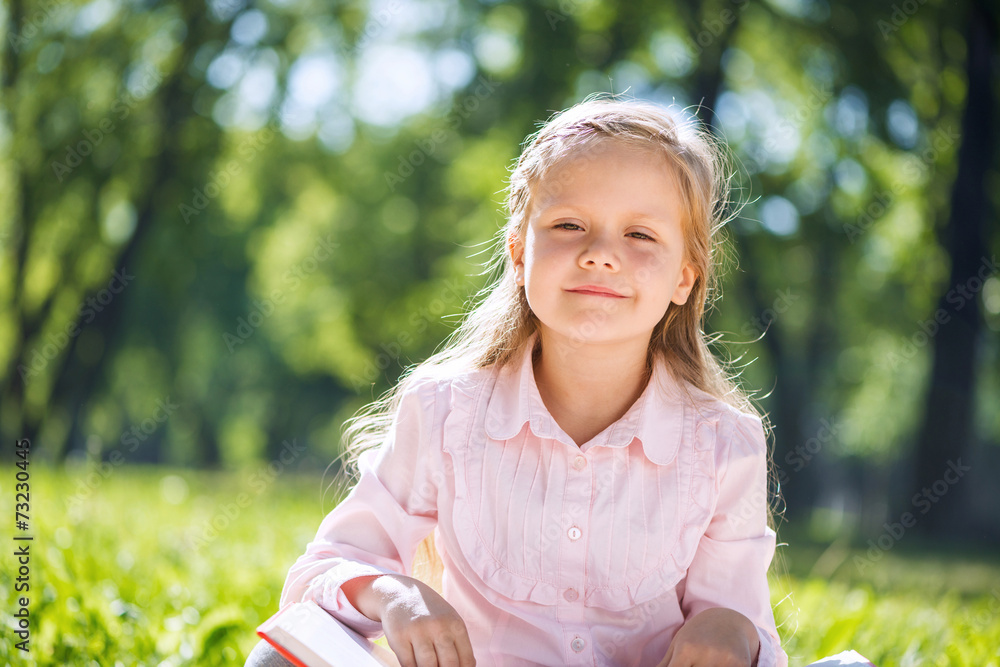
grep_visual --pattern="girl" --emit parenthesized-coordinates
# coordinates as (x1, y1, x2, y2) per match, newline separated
(247, 94, 787, 667)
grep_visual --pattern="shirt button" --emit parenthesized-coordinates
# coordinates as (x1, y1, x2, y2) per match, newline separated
(570, 636, 585, 652)
(563, 588, 579, 602)
(573, 455, 586, 470)
(568, 526, 582, 540)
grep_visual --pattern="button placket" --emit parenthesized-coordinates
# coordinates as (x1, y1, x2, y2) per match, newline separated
(559, 449, 591, 666)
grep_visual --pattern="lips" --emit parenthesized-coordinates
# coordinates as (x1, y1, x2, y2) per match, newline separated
(567, 285, 626, 298)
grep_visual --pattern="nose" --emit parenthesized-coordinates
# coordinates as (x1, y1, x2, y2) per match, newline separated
(579, 232, 619, 271)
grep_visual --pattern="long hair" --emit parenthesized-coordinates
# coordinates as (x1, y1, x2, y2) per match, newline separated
(332, 92, 774, 594)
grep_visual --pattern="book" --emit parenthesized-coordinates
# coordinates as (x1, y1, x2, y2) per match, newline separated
(256, 599, 401, 667)
(804, 650, 878, 666)
(258, 603, 875, 667)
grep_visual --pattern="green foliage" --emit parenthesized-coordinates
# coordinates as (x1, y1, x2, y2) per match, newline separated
(2, 466, 999, 666)
(0, 464, 328, 666)
(4, 0, 998, 475)
(775, 556, 1000, 666)
(1, 0, 998, 546)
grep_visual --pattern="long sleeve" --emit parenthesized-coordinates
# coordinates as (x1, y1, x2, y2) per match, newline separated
(278, 377, 442, 639)
(679, 411, 788, 667)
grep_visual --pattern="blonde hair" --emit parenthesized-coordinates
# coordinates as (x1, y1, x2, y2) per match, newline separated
(329, 92, 773, 595)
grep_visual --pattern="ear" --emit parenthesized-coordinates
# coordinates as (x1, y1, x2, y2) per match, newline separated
(670, 260, 698, 305)
(508, 231, 525, 284)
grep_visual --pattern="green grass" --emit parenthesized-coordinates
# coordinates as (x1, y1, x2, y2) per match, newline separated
(1, 464, 999, 666)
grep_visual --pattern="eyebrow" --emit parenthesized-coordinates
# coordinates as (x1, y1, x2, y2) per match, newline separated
(538, 204, 670, 225)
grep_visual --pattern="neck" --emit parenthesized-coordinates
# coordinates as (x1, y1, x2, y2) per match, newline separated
(531, 328, 652, 443)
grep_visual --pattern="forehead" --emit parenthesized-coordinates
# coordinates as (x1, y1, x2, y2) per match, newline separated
(529, 140, 683, 220)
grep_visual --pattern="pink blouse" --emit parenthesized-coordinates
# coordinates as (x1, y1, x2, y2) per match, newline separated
(280, 333, 787, 667)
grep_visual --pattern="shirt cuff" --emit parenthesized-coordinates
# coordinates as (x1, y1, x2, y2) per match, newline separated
(302, 560, 401, 639)
(754, 623, 786, 667)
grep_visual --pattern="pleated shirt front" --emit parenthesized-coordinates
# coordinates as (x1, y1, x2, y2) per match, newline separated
(280, 333, 787, 667)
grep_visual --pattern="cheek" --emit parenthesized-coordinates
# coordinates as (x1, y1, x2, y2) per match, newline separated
(629, 251, 670, 289)
(523, 245, 541, 277)
(526, 239, 567, 273)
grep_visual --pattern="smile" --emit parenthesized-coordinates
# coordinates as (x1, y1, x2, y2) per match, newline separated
(566, 288, 627, 298)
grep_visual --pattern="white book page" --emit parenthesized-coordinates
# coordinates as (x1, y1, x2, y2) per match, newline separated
(803, 650, 877, 667)
(261, 601, 400, 667)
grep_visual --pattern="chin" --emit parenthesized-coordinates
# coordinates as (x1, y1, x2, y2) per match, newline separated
(542, 323, 645, 348)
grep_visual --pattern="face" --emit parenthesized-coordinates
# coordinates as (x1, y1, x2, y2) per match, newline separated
(508, 140, 697, 349)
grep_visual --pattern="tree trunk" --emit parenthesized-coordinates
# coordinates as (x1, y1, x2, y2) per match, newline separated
(910, 0, 995, 536)
(0, 0, 44, 457)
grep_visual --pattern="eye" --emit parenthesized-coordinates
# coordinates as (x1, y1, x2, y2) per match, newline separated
(553, 222, 654, 241)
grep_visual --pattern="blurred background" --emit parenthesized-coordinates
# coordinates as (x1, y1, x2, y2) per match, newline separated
(1, 0, 998, 664)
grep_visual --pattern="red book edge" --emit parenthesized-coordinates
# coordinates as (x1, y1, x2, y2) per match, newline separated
(256, 628, 311, 667)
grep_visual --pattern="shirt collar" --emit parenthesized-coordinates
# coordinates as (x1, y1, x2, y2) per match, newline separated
(484, 332, 685, 464)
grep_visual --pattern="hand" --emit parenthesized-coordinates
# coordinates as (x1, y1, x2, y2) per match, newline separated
(368, 574, 477, 667)
(656, 607, 760, 667)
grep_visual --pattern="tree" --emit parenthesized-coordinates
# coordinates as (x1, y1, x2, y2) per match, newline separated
(911, 0, 996, 536)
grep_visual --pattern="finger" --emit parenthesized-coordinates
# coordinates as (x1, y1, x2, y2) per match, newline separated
(664, 648, 695, 667)
(411, 639, 439, 667)
(663, 645, 693, 667)
(454, 636, 477, 667)
(432, 638, 461, 667)
(389, 640, 417, 667)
